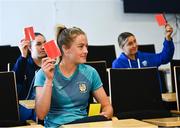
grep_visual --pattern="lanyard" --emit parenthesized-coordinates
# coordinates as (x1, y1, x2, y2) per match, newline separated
(128, 58, 141, 68)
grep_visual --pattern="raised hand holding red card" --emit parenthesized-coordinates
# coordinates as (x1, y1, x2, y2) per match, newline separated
(24, 26, 35, 41)
(44, 40, 61, 59)
(155, 14, 167, 26)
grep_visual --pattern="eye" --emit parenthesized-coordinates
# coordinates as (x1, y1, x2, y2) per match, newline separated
(36, 42, 42, 46)
(78, 45, 83, 48)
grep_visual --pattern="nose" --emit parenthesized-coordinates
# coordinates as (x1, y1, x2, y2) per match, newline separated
(42, 44, 45, 50)
(132, 42, 137, 48)
(83, 47, 88, 55)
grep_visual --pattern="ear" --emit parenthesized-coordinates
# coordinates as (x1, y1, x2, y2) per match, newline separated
(62, 45, 69, 55)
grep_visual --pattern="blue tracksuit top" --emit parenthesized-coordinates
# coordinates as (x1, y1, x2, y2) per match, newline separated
(112, 39, 174, 68)
(13, 55, 40, 100)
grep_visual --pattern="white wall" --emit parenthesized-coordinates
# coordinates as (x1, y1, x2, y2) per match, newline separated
(1, 0, 55, 45)
(1, 0, 180, 59)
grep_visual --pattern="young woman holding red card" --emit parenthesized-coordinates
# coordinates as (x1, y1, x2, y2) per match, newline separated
(34, 26, 113, 127)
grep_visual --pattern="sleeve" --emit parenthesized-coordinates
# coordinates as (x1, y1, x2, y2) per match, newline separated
(12, 56, 27, 83)
(142, 39, 175, 67)
(157, 38, 175, 64)
(112, 59, 128, 68)
(34, 69, 46, 87)
(91, 68, 103, 92)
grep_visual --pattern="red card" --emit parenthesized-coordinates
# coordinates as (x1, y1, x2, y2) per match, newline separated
(24, 26, 35, 41)
(155, 14, 167, 26)
(44, 40, 61, 59)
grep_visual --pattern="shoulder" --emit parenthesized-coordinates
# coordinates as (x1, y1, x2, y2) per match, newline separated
(79, 64, 96, 73)
(137, 51, 154, 58)
(35, 68, 45, 78)
(112, 53, 128, 68)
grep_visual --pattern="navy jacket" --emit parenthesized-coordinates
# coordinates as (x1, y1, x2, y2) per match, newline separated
(13, 56, 40, 100)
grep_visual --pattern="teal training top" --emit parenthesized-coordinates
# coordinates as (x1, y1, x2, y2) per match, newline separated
(34, 64, 102, 127)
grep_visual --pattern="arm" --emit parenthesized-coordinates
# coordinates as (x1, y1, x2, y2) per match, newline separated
(13, 39, 30, 82)
(147, 24, 174, 67)
(158, 24, 174, 64)
(35, 57, 55, 120)
(93, 87, 113, 119)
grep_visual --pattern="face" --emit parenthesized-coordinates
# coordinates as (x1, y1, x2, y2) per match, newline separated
(30, 35, 46, 59)
(63, 34, 88, 64)
(122, 36, 138, 57)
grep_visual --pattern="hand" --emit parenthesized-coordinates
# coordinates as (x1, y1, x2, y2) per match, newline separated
(100, 111, 113, 119)
(18, 39, 30, 58)
(165, 24, 173, 41)
(41, 57, 56, 81)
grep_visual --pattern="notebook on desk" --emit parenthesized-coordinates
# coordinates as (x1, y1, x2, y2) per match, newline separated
(0, 71, 29, 126)
(109, 67, 172, 120)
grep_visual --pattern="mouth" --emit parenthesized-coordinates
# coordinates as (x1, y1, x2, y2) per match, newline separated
(81, 56, 87, 59)
(40, 51, 46, 54)
(132, 48, 137, 51)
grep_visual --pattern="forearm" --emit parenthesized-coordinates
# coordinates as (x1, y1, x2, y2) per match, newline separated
(161, 39, 175, 63)
(101, 100, 113, 119)
(35, 79, 53, 120)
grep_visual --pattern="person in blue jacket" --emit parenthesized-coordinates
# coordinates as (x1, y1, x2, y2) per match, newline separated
(112, 24, 174, 68)
(13, 32, 47, 121)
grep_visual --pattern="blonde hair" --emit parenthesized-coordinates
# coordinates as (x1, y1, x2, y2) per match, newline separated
(55, 24, 66, 43)
(55, 24, 86, 61)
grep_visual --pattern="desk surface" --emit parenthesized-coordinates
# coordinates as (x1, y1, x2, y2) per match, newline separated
(143, 117, 180, 127)
(19, 100, 35, 109)
(60, 119, 158, 128)
(171, 110, 180, 114)
(161, 93, 176, 102)
(13, 120, 43, 128)
(15, 124, 43, 128)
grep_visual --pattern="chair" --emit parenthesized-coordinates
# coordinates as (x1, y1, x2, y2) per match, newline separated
(170, 59, 180, 92)
(85, 61, 109, 96)
(8, 46, 21, 70)
(0, 45, 11, 71)
(138, 44, 156, 53)
(87, 45, 116, 68)
(0, 45, 21, 71)
(109, 67, 172, 120)
(0, 71, 29, 126)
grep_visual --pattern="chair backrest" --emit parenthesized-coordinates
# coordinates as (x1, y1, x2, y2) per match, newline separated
(85, 61, 109, 96)
(109, 67, 169, 119)
(0, 45, 21, 71)
(138, 44, 156, 53)
(170, 59, 180, 92)
(87, 45, 116, 68)
(9, 46, 21, 70)
(173, 66, 180, 111)
(0, 45, 11, 71)
(0, 71, 20, 121)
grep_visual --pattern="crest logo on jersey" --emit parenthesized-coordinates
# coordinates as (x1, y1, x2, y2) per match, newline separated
(79, 83, 87, 93)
